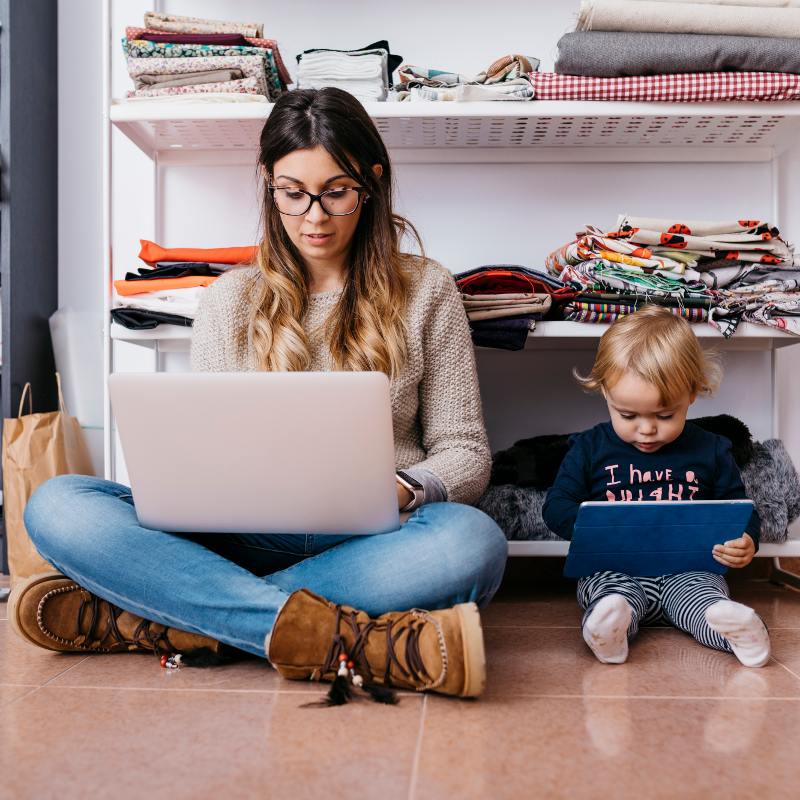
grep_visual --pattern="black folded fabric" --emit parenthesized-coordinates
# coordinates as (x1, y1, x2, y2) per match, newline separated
(111, 308, 194, 330)
(124, 263, 225, 281)
(490, 414, 755, 489)
(470, 315, 540, 351)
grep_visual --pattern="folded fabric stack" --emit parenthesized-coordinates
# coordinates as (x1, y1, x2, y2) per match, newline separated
(112, 240, 257, 330)
(543, 0, 800, 102)
(296, 41, 402, 103)
(545, 223, 714, 323)
(544, 214, 800, 336)
(393, 54, 540, 102)
(123, 11, 289, 100)
(478, 414, 800, 543)
(453, 266, 574, 350)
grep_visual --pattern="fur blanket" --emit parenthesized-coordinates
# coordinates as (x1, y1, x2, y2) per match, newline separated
(478, 416, 800, 544)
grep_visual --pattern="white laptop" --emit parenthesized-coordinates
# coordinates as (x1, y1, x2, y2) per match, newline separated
(108, 372, 400, 535)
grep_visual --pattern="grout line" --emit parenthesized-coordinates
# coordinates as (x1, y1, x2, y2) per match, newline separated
(5, 685, 42, 707)
(770, 654, 800, 683)
(28, 683, 425, 697)
(39, 657, 92, 688)
(482, 693, 800, 701)
(407, 694, 427, 800)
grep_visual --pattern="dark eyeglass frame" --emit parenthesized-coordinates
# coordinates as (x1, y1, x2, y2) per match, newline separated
(267, 185, 370, 216)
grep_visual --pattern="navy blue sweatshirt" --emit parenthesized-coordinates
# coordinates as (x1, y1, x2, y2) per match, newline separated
(542, 421, 760, 547)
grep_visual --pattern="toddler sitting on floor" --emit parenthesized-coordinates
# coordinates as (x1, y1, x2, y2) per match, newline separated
(543, 305, 770, 667)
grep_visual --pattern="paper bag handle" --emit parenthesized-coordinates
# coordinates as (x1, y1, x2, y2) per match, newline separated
(17, 384, 32, 418)
(55, 372, 67, 414)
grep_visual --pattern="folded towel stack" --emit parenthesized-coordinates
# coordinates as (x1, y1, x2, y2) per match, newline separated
(296, 41, 402, 103)
(544, 0, 800, 102)
(123, 10, 289, 100)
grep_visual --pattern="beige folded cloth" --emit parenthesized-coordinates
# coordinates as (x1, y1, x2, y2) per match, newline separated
(577, 0, 800, 36)
(462, 293, 551, 311)
(468, 304, 551, 321)
(135, 69, 244, 90)
(144, 11, 264, 38)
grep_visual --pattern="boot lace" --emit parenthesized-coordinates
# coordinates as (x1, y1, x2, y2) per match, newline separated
(319, 605, 446, 691)
(37, 585, 173, 655)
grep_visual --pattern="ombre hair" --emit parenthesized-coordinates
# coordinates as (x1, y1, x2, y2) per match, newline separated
(575, 305, 721, 405)
(246, 87, 422, 377)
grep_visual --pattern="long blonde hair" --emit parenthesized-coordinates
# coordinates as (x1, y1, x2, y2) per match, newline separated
(247, 88, 421, 377)
(576, 305, 722, 404)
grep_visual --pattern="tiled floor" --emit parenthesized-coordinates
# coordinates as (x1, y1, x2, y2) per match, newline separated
(2, 568, 800, 799)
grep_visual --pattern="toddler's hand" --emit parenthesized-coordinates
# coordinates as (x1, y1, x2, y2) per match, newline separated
(713, 533, 755, 568)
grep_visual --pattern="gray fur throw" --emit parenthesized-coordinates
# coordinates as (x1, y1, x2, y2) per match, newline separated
(478, 438, 800, 544)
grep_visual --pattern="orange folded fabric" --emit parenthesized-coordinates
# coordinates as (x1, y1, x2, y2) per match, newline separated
(138, 239, 258, 266)
(114, 276, 218, 296)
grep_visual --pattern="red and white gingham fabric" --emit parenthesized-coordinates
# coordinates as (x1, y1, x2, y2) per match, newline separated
(530, 72, 800, 102)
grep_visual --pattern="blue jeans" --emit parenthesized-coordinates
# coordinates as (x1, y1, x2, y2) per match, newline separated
(24, 475, 508, 658)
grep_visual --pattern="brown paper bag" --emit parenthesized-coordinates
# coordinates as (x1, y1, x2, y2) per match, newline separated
(3, 373, 94, 588)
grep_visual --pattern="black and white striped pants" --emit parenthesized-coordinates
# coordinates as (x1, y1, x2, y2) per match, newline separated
(577, 571, 738, 652)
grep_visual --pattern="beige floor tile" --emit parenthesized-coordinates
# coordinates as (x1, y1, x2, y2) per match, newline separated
(729, 582, 800, 628)
(0, 684, 37, 707)
(0, 686, 423, 800)
(46, 650, 300, 692)
(483, 626, 800, 698)
(482, 594, 582, 628)
(0, 620, 88, 686)
(767, 630, 800, 679)
(413, 695, 800, 800)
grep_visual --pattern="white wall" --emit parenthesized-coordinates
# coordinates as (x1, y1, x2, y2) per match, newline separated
(58, 1, 799, 504)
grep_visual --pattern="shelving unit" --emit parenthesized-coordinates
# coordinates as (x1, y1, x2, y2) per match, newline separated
(106, 93, 800, 562)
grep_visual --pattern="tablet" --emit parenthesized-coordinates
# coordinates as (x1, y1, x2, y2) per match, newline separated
(563, 499, 755, 579)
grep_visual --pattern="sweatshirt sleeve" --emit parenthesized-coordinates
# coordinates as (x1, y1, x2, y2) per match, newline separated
(713, 436, 761, 550)
(409, 267, 492, 506)
(542, 434, 591, 541)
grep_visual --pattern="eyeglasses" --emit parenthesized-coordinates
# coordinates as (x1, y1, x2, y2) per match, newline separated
(268, 185, 368, 216)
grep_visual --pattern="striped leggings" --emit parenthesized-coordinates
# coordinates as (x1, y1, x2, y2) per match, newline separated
(577, 571, 739, 653)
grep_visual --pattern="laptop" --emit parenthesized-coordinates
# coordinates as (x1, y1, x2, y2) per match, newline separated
(108, 372, 400, 535)
(563, 499, 755, 578)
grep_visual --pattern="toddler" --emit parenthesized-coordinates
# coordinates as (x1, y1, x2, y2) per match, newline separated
(543, 305, 770, 667)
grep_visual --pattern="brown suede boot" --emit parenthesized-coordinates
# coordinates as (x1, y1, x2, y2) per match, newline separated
(267, 589, 486, 698)
(9, 571, 224, 656)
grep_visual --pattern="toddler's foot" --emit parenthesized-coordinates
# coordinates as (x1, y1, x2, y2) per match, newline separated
(583, 594, 632, 664)
(705, 600, 771, 668)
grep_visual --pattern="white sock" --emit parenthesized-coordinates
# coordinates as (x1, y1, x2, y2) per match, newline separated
(583, 594, 632, 665)
(705, 600, 771, 668)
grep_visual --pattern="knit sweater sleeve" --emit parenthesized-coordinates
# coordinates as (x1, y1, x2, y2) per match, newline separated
(190, 270, 251, 372)
(409, 266, 492, 505)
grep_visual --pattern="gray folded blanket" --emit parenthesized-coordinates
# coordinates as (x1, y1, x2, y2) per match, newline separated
(478, 439, 800, 544)
(556, 31, 800, 77)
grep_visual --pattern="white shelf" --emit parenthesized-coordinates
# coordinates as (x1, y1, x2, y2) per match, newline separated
(110, 320, 800, 351)
(508, 537, 800, 557)
(109, 99, 800, 164)
(522, 321, 800, 350)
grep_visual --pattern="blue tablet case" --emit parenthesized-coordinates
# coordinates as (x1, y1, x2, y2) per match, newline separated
(563, 500, 754, 579)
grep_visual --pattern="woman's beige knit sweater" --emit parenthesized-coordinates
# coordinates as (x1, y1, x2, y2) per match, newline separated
(189, 256, 491, 505)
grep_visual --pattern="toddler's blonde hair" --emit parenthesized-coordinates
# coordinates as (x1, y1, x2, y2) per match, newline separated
(575, 305, 721, 405)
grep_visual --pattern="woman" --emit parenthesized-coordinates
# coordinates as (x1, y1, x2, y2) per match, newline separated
(12, 89, 508, 699)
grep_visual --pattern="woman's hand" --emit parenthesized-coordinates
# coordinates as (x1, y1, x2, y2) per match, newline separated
(396, 480, 413, 510)
(713, 533, 756, 569)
